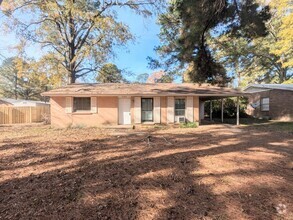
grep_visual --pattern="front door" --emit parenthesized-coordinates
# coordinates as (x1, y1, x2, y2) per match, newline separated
(119, 98, 131, 125)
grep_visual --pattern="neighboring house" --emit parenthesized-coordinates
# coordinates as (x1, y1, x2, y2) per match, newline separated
(244, 84, 293, 121)
(0, 98, 49, 107)
(42, 83, 243, 127)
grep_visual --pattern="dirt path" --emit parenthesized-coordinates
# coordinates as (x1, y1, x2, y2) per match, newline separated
(0, 124, 292, 219)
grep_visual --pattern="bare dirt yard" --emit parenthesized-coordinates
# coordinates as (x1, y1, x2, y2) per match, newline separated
(0, 122, 292, 220)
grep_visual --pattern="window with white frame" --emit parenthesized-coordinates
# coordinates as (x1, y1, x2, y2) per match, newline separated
(261, 97, 269, 111)
(175, 99, 186, 116)
(73, 97, 91, 112)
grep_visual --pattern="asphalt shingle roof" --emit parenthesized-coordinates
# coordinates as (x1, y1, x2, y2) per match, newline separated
(42, 83, 244, 97)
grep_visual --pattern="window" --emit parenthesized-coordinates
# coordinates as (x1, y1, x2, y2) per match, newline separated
(175, 99, 185, 116)
(141, 98, 153, 122)
(261, 97, 269, 111)
(73, 97, 91, 112)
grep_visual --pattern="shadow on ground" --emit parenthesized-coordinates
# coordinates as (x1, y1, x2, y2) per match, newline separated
(0, 124, 292, 219)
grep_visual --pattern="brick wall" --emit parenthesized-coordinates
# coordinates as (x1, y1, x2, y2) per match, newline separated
(247, 89, 293, 121)
(50, 95, 202, 127)
(270, 90, 293, 121)
(50, 96, 118, 127)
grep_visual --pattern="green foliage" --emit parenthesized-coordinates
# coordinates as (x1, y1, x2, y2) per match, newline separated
(266, 122, 293, 132)
(0, 57, 50, 100)
(158, 74, 173, 83)
(134, 73, 149, 83)
(152, 0, 270, 85)
(269, 0, 293, 69)
(180, 122, 198, 128)
(2, 0, 163, 84)
(209, 0, 292, 86)
(205, 98, 249, 119)
(283, 78, 293, 84)
(96, 63, 124, 83)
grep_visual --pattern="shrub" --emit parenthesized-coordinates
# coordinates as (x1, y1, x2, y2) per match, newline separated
(180, 122, 198, 128)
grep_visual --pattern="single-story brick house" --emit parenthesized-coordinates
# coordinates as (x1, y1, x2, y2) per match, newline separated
(244, 84, 293, 121)
(42, 83, 243, 127)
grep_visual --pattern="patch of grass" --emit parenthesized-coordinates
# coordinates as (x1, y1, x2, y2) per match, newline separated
(264, 121, 293, 132)
(66, 123, 87, 129)
(180, 122, 198, 128)
(212, 118, 293, 132)
(212, 118, 269, 125)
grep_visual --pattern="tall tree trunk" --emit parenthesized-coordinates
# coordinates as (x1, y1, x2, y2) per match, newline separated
(278, 67, 287, 83)
(67, 0, 77, 85)
(235, 60, 241, 87)
(68, 71, 76, 84)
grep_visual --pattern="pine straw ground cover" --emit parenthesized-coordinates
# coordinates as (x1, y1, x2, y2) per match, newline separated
(0, 123, 292, 220)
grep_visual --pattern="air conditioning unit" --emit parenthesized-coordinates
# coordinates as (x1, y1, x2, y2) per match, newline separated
(178, 116, 186, 123)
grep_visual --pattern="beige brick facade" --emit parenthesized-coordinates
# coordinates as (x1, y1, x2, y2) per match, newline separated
(50, 95, 201, 127)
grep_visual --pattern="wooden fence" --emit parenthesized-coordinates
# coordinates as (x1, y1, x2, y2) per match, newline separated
(0, 106, 50, 124)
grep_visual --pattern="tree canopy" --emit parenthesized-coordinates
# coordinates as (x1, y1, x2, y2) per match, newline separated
(96, 63, 124, 83)
(209, 0, 292, 86)
(151, 0, 271, 85)
(1, 0, 163, 84)
(134, 73, 149, 83)
(146, 71, 173, 83)
(0, 57, 50, 100)
(269, 0, 293, 69)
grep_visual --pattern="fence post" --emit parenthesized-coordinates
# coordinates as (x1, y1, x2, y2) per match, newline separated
(30, 107, 32, 123)
(0, 106, 50, 125)
(9, 107, 12, 124)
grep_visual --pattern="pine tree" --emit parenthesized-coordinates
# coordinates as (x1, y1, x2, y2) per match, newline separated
(152, 0, 270, 85)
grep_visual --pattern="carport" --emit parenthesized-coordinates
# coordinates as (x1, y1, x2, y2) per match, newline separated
(198, 91, 245, 126)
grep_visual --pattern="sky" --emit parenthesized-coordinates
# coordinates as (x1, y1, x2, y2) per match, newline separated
(0, 7, 162, 82)
(112, 8, 162, 82)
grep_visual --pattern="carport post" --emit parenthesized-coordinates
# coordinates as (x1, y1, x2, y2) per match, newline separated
(236, 96, 240, 126)
(210, 100, 213, 121)
(221, 98, 224, 123)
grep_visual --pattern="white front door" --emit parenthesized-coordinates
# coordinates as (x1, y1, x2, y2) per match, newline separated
(119, 98, 131, 125)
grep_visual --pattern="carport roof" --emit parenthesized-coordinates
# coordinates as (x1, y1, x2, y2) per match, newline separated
(42, 83, 245, 97)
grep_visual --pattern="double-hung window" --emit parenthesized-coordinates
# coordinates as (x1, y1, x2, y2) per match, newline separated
(261, 97, 269, 111)
(175, 99, 186, 116)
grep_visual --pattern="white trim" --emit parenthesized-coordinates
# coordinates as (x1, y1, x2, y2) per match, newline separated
(91, 97, 98, 113)
(65, 97, 72, 113)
